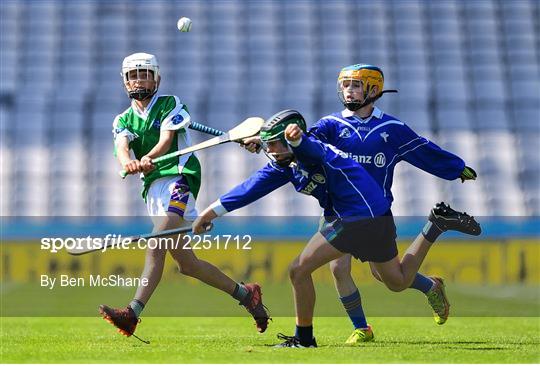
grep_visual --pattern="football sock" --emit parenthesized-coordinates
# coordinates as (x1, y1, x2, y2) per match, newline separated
(295, 325, 313, 346)
(409, 273, 435, 294)
(339, 289, 368, 329)
(232, 283, 250, 304)
(129, 299, 145, 317)
(422, 221, 444, 243)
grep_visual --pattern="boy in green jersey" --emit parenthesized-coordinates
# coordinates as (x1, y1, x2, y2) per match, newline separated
(99, 53, 269, 340)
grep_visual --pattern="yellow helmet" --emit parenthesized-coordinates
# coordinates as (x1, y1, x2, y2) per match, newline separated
(338, 64, 384, 95)
(337, 64, 395, 111)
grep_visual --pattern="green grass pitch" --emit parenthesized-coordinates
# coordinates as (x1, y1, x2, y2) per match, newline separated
(1, 317, 539, 363)
(1, 282, 539, 363)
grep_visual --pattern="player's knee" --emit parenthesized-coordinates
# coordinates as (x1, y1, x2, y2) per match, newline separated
(144, 248, 166, 267)
(178, 264, 195, 276)
(288, 261, 308, 283)
(288, 263, 299, 282)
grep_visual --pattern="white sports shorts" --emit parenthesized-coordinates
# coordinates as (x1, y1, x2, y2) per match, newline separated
(146, 175, 197, 220)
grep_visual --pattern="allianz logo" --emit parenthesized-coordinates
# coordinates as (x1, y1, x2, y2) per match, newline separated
(300, 181, 318, 195)
(337, 151, 386, 167)
(300, 174, 326, 195)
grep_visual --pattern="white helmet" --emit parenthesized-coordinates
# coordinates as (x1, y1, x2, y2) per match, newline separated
(121, 52, 160, 100)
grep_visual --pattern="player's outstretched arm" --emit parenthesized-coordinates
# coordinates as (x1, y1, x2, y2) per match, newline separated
(192, 207, 218, 234)
(194, 164, 289, 234)
(395, 124, 466, 181)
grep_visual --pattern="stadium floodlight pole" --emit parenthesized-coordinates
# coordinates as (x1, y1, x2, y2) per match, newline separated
(119, 117, 264, 178)
(66, 223, 212, 256)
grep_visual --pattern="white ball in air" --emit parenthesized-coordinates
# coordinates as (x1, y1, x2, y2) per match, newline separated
(177, 17, 192, 32)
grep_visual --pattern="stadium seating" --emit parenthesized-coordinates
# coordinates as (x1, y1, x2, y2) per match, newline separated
(0, 0, 538, 217)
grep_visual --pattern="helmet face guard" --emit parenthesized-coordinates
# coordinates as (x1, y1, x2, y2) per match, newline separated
(123, 67, 158, 101)
(337, 64, 396, 111)
(260, 109, 307, 167)
(337, 77, 366, 111)
(121, 53, 160, 101)
(261, 137, 295, 167)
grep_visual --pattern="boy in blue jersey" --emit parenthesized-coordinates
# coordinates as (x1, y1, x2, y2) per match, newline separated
(193, 110, 480, 348)
(311, 64, 479, 343)
(241, 64, 479, 344)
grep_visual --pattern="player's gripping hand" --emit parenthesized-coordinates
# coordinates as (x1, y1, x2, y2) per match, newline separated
(192, 207, 218, 235)
(192, 218, 211, 235)
(140, 156, 155, 174)
(242, 136, 262, 154)
(123, 159, 142, 175)
(285, 123, 302, 142)
(460, 166, 477, 183)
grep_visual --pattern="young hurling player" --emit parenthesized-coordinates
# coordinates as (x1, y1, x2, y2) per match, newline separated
(99, 53, 269, 341)
(243, 64, 478, 344)
(193, 110, 480, 348)
(310, 64, 478, 344)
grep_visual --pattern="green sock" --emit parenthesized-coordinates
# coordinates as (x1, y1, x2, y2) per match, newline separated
(129, 299, 145, 317)
(232, 283, 249, 304)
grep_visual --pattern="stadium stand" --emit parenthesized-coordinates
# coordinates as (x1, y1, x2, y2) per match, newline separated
(0, 0, 538, 217)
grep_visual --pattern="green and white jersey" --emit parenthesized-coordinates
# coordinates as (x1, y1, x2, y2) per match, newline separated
(112, 94, 201, 200)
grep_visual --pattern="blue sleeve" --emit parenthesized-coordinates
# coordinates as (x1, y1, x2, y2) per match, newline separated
(308, 118, 333, 143)
(395, 124, 465, 180)
(289, 134, 327, 165)
(219, 163, 289, 213)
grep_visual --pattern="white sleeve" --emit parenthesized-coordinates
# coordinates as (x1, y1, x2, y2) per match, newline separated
(161, 96, 191, 131)
(112, 115, 137, 144)
(209, 199, 229, 217)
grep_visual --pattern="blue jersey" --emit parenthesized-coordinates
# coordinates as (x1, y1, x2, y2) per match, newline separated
(214, 135, 390, 220)
(310, 107, 465, 204)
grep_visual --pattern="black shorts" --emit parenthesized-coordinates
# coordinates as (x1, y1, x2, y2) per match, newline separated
(320, 210, 398, 263)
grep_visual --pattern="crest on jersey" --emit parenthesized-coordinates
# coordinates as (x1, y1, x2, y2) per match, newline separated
(380, 132, 389, 142)
(114, 127, 126, 136)
(339, 128, 351, 138)
(172, 114, 184, 125)
(374, 152, 386, 167)
(152, 118, 161, 129)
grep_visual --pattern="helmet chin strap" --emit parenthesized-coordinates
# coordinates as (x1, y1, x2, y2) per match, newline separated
(263, 146, 295, 167)
(344, 89, 398, 111)
(264, 151, 294, 167)
(275, 157, 294, 167)
(129, 88, 156, 101)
